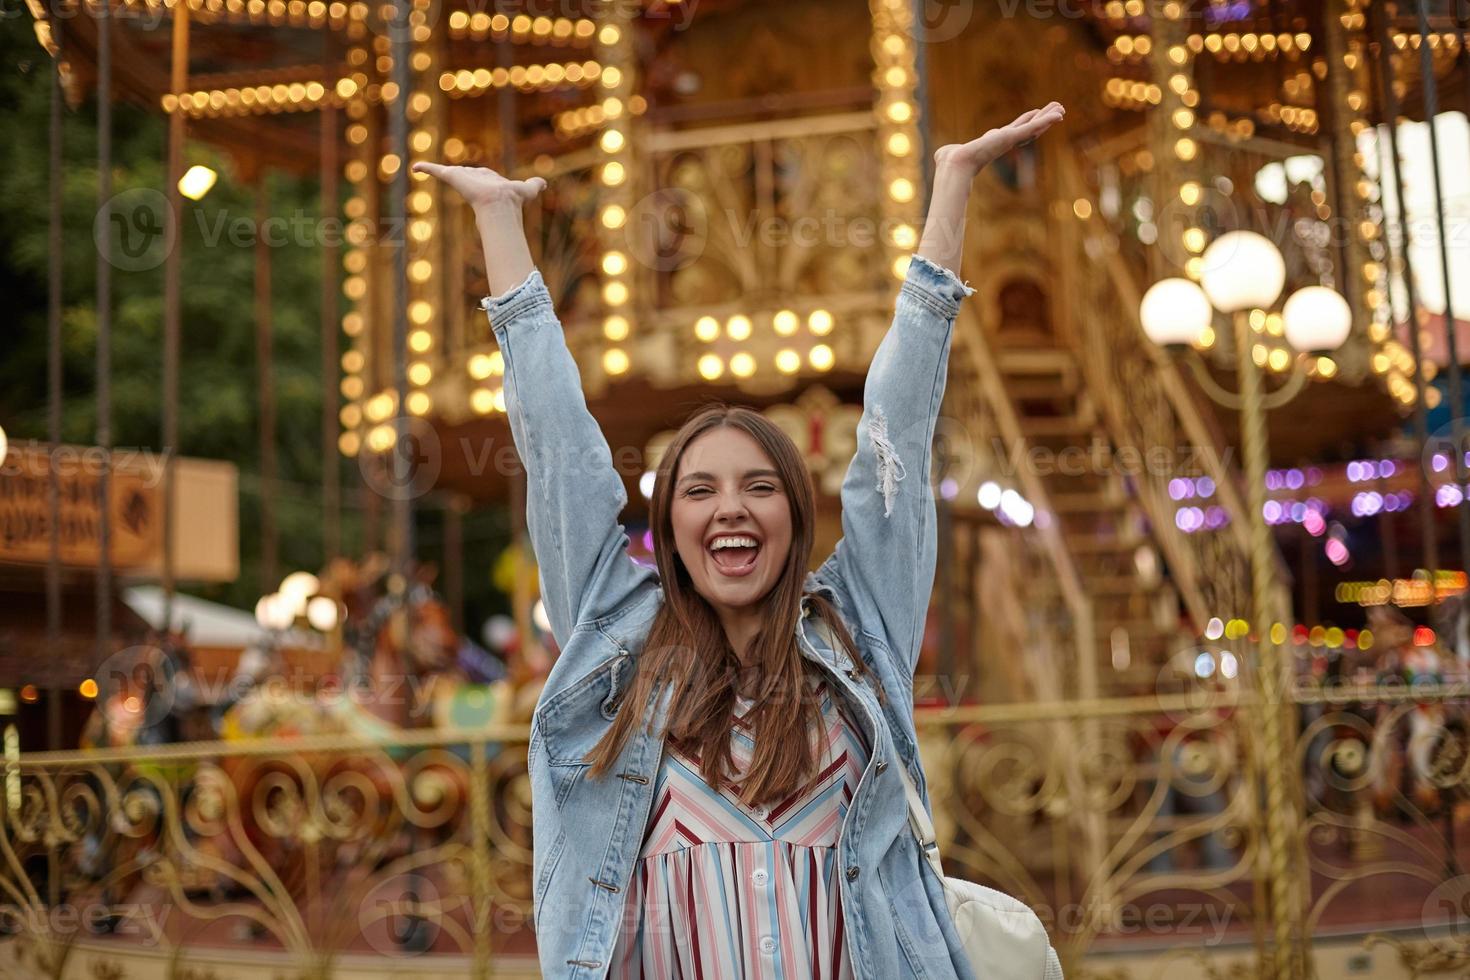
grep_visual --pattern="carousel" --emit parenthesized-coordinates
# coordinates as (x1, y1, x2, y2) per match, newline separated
(9, 0, 1470, 976)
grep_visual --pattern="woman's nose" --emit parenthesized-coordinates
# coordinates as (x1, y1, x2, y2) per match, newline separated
(715, 492, 749, 520)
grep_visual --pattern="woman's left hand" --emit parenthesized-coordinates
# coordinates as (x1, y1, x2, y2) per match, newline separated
(933, 101, 1066, 178)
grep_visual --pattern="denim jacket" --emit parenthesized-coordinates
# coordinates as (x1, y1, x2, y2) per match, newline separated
(480, 253, 978, 980)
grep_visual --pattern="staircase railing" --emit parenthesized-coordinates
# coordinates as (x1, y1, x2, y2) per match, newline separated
(1052, 152, 1292, 635)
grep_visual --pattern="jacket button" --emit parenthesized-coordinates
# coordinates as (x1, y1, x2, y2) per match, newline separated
(876, 761, 888, 774)
(846, 865, 860, 881)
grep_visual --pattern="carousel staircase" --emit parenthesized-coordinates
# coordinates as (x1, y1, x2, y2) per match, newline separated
(994, 346, 1186, 692)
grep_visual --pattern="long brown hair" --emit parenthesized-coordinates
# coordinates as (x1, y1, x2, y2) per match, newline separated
(583, 404, 879, 805)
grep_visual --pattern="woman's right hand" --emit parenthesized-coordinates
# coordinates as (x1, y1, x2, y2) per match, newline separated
(410, 162, 547, 215)
(412, 162, 543, 296)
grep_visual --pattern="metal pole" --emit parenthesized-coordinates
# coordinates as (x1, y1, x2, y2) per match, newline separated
(445, 495, 464, 634)
(46, 1, 64, 750)
(256, 179, 278, 592)
(163, 1, 188, 629)
(1415, 0, 1470, 590)
(1235, 312, 1308, 980)
(389, 0, 412, 579)
(1371, 2, 1439, 580)
(321, 31, 342, 563)
(96, 0, 114, 681)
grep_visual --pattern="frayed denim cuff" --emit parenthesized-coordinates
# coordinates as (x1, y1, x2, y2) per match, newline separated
(479, 268, 551, 332)
(900, 253, 975, 320)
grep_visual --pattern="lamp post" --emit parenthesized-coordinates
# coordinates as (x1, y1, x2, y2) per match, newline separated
(1140, 231, 1349, 980)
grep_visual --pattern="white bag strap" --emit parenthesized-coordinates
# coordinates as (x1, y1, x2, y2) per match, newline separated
(896, 756, 947, 881)
(810, 614, 946, 882)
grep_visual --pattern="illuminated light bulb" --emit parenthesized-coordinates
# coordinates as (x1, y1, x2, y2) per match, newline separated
(340, 404, 361, 427)
(367, 424, 395, 452)
(887, 132, 911, 156)
(341, 376, 364, 398)
(603, 315, 630, 341)
(602, 251, 628, 275)
(598, 24, 619, 44)
(468, 354, 494, 379)
(889, 178, 915, 203)
(409, 301, 433, 325)
(409, 259, 432, 282)
(406, 391, 432, 415)
(730, 352, 756, 377)
(1316, 356, 1337, 378)
(601, 204, 626, 229)
(342, 349, 364, 372)
(603, 281, 628, 306)
(408, 362, 432, 385)
(603, 348, 630, 375)
(808, 309, 834, 335)
(600, 129, 625, 153)
(892, 255, 911, 279)
(886, 101, 913, 123)
(892, 223, 917, 248)
(809, 344, 835, 371)
(773, 310, 799, 336)
(179, 165, 218, 200)
(1174, 138, 1198, 161)
(775, 349, 801, 374)
(471, 388, 495, 414)
(601, 161, 625, 185)
(1268, 347, 1291, 372)
(338, 431, 361, 455)
(697, 353, 724, 380)
(409, 329, 433, 352)
(726, 315, 752, 341)
(694, 316, 720, 342)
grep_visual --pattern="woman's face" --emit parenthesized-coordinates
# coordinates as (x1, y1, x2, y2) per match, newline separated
(669, 426, 793, 616)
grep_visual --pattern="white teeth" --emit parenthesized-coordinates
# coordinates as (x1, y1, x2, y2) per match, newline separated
(709, 535, 759, 551)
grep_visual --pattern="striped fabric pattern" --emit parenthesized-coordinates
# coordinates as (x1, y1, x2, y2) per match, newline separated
(608, 679, 870, 979)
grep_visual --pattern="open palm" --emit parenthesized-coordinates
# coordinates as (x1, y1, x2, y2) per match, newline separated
(936, 101, 1066, 175)
(410, 161, 546, 211)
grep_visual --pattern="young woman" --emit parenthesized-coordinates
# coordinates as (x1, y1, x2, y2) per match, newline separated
(414, 100, 1065, 980)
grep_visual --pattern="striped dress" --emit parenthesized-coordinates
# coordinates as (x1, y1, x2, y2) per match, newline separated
(607, 677, 870, 979)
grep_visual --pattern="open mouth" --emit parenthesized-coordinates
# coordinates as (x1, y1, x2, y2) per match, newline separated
(707, 534, 762, 578)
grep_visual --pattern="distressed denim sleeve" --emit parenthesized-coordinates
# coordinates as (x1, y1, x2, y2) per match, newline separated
(814, 253, 975, 676)
(481, 269, 658, 652)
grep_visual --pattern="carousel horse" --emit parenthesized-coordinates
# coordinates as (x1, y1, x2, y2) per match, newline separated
(213, 558, 517, 951)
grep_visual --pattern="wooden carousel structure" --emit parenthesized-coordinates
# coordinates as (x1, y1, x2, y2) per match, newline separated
(17, 0, 1470, 976)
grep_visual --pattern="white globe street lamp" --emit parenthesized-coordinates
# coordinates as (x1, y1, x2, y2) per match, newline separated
(1139, 277, 1214, 348)
(1199, 231, 1286, 313)
(1282, 286, 1353, 355)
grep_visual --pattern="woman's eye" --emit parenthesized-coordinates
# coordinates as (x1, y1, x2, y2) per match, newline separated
(685, 487, 710, 497)
(751, 483, 777, 493)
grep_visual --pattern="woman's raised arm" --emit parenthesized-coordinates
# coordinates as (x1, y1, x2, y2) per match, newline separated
(413, 163, 658, 656)
(812, 103, 1066, 677)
